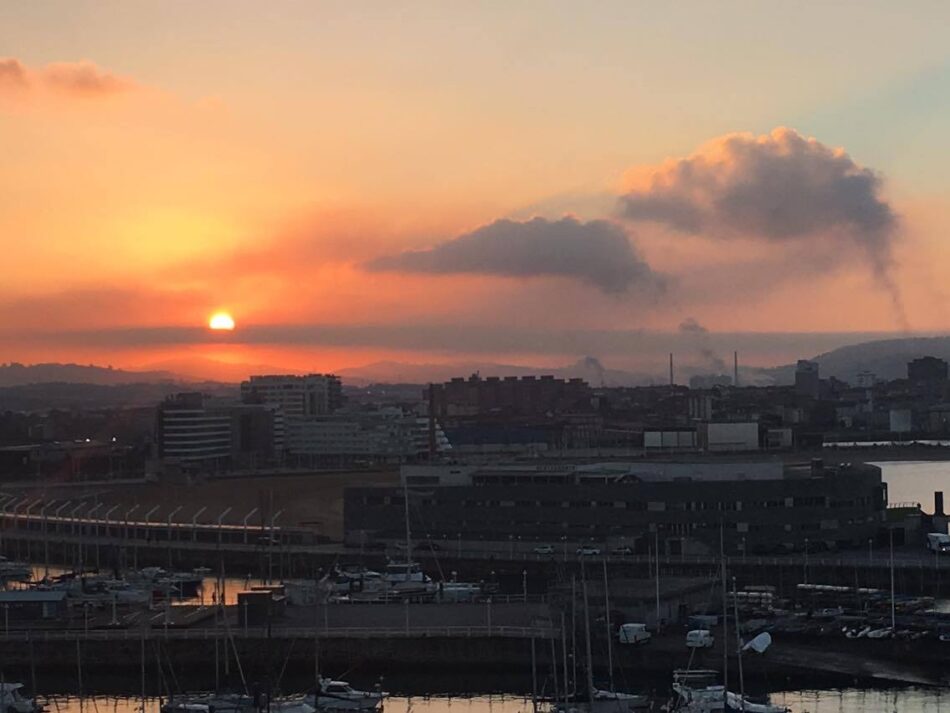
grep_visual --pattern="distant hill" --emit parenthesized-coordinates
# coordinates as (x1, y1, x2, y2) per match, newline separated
(0, 381, 237, 412)
(766, 336, 950, 385)
(135, 357, 294, 383)
(0, 362, 178, 387)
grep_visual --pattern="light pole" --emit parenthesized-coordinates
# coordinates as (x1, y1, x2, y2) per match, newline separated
(166, 505, 182, 568)
(217, 507, 233, 548)
(40, 500, 56, 578)
(803, 537, 808, 584)
(125, 504, 140, 570)
(87, 503, 102, 571)
(4, 497, 28, 555)
(191, 506, 208, 542)
(144, 505, 160, 530)
(103, 505, 118, 539)
(143, 505, 160, 559)
(125, 504, 140, 540)
(868, 538, 873, 566)
(269, 510, 283, 584)
(22, 499, 43, 562)
(522, 569, 528, 601)
(242, 507, 258, 545)
(53, 500, 72, 527)
(68, 501, 84, 536)
(68, 502, 85, 570)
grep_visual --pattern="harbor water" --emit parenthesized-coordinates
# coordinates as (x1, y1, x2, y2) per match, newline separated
(30, 690, 950, 713)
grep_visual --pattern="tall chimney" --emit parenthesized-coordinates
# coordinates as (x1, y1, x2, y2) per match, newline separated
(427, 383, 437, 459)
(936, 491, 945, 516)
(734, 351, 739, 388)
(669, 353, 674, 386)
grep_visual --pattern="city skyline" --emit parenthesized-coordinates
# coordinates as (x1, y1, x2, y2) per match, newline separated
(3, 2, 950, 376)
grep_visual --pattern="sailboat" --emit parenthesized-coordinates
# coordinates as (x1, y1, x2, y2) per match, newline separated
(554, 563, 650, 713)
(670, 561, 786, 713)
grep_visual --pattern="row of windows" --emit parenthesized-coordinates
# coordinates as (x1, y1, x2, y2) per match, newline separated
(359, 495, 870, 511)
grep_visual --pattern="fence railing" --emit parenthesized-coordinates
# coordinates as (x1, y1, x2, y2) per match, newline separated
(0, 624, 556, 643)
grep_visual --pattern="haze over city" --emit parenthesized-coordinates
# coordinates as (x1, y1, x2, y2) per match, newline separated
(3, 2, 950, 379)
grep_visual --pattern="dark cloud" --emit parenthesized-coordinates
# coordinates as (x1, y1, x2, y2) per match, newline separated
(619, 127, 905, 326)
(678, 317, 725, 372)
(43, 60, 133, 96)
(0, 58, 28, 90)
(366, 216, 660, 294)
(678, 317, 707, 335)
(0, 57, 134, 97)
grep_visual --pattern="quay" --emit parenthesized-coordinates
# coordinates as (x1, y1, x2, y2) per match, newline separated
(0, 616, 944, 690)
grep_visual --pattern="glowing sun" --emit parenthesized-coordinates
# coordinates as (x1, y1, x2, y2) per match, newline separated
(209, 312, 235, 331)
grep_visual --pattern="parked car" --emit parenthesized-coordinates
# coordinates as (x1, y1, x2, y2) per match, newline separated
(576, 546, 601, 556)
(618, 623, 651, 644)
(533, 544, 555, 555)
(686, 630, 715, 648)
(610, 546, 633, 556)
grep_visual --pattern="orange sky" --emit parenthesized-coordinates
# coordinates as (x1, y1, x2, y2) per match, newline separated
(3, 3, 950, 378)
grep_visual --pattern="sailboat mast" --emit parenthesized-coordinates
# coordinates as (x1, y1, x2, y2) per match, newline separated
(403, 474, 412, 575)
(889, 528, 896, 630)
(720, 525, 729, 710)
(561, 611, 570, 703)
(733, 576, 745, 709)
(581, 566, 595, 699)
(602, 558, 614, 692)
(655, 530, 661, 628)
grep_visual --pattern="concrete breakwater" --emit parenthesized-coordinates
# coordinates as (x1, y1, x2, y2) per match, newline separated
(0, 622, 945, 690)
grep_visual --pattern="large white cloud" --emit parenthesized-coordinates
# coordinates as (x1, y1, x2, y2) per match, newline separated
(619, 127, 904, 324)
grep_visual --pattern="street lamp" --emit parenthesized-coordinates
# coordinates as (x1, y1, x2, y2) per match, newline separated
(103, 505, 119, 539)
(87, 503, 102, 571)
(241, 507, 258, 545)
(40, 501, 57, 577)
(522, 569, 528, 601)
(167, 505, 183, 542)
(268, 510, 284, 584)
(68, 502, 85, 533)
(166, 505, 183, 568)
(143, 505, 160, 548)
(804, 537, 808, 584)
(191, 506, 208, 542)
(216, 507, 233, 547)
(125, 504, 140, 540)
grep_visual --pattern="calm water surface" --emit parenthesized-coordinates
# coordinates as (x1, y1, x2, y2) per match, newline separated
(34, 691, 950, 713)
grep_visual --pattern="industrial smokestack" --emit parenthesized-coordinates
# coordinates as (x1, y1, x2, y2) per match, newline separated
(936, 491, 945, 516)
(427, 383, 437, 459)
(669, 353, 674, 386)
(734, 351, 739, 388)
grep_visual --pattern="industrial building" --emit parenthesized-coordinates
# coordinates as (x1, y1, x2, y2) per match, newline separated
(344, 460, 886, 556)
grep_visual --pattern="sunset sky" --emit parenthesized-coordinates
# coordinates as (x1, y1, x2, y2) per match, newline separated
(3, 1, 950, 378)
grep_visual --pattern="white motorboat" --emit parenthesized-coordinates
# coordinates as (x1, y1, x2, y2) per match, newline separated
(304, 678, 387, 712)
